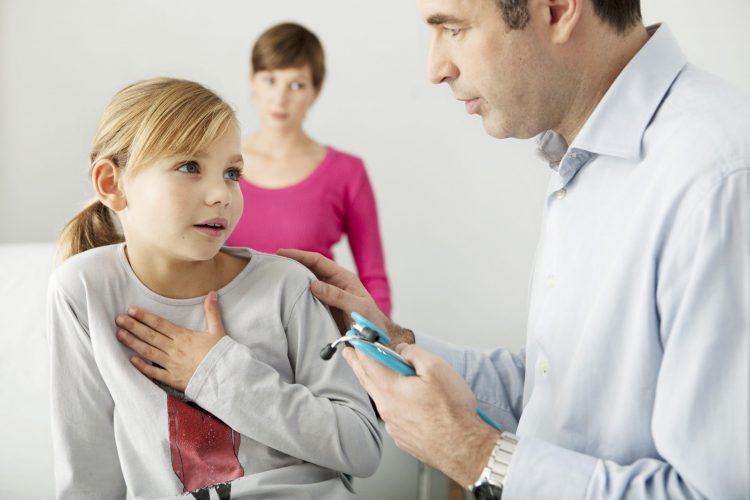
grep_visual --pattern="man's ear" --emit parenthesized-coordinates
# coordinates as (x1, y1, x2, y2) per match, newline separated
(544, 0, 582, 44)
(92, 160, 127, 212)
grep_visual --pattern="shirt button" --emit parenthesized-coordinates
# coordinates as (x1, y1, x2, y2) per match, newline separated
(545, 274, 558, 288)
(555, 188, 567, 200)
(540, 360, 550, 376)
(570, 152, 577, 159)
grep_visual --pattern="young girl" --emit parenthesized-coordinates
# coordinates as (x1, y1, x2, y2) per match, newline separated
(226, 22, 392, 315)
(48, 78, 381, 499)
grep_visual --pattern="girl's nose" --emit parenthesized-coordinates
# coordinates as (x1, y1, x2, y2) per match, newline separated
(205, 178, 232, 207)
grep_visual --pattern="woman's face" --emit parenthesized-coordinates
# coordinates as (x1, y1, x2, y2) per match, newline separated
(250, 65, 320, 132)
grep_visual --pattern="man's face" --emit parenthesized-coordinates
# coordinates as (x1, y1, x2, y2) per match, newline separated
(418, 0, 553, 139)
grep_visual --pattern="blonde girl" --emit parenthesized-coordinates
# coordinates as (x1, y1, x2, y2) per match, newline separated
(48, 78, 380, 500)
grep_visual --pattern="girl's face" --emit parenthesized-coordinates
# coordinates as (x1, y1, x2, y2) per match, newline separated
(119, 126, 244, 263)
(250, 65, 319, 132)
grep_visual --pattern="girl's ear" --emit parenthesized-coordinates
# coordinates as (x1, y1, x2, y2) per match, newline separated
(92, 160, 127, 212)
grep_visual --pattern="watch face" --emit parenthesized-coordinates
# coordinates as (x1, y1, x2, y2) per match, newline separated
(473, 482, 503, 500)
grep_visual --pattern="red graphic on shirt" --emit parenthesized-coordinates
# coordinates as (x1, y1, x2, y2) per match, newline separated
(168, 395, 244, 493)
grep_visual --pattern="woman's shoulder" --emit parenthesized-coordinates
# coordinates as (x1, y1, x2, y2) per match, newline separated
(319, 147, 371, 190)
(325, 147, 366, 172)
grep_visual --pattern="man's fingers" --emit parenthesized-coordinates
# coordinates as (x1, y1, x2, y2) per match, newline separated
(310, 280, 355, 312)
(117, 329, 168, 366)
(396, 343, 442, 380)
(342, 346, 403, 404)
(126, 306, 180, 339)
(277, 249, 338, 281)
(203, 291, 225, 337)
(342, 346, 381, 399)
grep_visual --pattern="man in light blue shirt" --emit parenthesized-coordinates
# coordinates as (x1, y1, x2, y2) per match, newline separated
(117, 0, 749, 497)
(280, 0, 749, 498)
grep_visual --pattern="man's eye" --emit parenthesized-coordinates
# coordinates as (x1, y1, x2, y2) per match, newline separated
(446, 27, 462, 37)
(225, 168, 242, 182)
(177, 161, 200, 174)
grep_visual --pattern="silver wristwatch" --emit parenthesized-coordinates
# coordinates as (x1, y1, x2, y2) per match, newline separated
(469, 432, 518, 500)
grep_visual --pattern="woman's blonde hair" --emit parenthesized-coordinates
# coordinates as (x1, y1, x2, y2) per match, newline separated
(58, 77, 238, 260)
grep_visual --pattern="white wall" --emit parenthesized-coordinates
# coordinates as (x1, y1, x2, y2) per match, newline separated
(2, 0, 749, 351)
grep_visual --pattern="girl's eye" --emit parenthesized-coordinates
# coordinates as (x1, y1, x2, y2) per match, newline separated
(225, 168, 242, 182)
(290, 82, 305, 91)
(264, 76, 275, 85)
(177, 161, 200, 174)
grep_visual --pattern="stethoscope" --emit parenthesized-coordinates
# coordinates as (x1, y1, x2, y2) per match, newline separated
(321, 312, 501, 431)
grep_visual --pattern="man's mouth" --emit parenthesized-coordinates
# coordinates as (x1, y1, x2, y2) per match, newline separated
(462, 98, 481, 115)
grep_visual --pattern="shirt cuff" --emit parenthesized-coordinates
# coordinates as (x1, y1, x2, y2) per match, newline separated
(415, 332, 467, 377)
(184, 335, 235, 402)
(503, 435, 596, 500)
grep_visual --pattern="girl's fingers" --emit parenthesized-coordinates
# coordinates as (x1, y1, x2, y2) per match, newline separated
(130, 356, 173, 386)
(116, 314, 172, 350)
(117, 328, 168, 366)
(126, 306, 181, 339)
(203, 291, 225, 336)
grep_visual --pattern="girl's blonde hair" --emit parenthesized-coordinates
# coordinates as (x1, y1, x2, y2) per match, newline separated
(59, 77, 238, 260)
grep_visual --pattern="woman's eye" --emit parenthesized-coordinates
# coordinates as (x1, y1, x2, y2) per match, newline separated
(177, 161, 200, 174)
(290, 82, 305, 91)
(225, 168, 242, 182)
(264, 76, 275, 85)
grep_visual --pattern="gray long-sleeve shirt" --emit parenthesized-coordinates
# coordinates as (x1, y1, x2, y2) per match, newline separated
(47, 244, 381, 499)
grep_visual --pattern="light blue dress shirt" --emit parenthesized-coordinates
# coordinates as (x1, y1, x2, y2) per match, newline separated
(419, 24, 749, 499)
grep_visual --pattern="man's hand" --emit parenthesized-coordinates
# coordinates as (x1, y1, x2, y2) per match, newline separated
(277, 249, 413, 344)
(342, 343, 500, 486)
(115, 291, 225, 392)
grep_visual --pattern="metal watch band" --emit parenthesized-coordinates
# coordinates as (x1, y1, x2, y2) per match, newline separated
(469, 432, 519, 499)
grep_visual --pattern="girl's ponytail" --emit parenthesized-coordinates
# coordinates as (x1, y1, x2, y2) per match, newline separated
(58, 198, 123, 260)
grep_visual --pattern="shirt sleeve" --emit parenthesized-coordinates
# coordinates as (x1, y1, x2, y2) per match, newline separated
(185, 286, 383, 478)
(417, 334, 526, 434)
(504, 168, 750, 500)
(46, 276, 126, 499)
(344, 161, 392, 315)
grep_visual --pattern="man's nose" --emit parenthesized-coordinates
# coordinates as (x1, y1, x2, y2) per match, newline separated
(427, 43, 458, 84)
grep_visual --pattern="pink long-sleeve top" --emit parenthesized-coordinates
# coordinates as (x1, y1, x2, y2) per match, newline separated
(227, 147, 392, 315)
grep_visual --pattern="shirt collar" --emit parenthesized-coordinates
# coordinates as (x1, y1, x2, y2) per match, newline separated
(570, 23, 687, 160)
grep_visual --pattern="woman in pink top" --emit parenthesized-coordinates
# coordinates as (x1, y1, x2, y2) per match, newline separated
(226, 22, 391, 314)
(227, 23, 391, 314)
